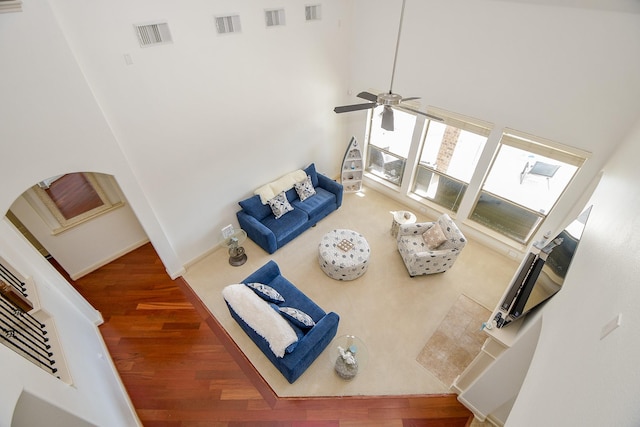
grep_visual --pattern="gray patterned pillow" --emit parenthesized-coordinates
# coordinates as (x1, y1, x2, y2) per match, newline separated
(278, 306, 315, 328)
(245, 282, 285, 303)
(422, 223, 447, 250)
(294, 174, 316, 201)
(267, 191, 294, 219)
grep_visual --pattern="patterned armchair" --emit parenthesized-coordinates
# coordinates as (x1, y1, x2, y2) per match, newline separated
(396, 214, 467, 277)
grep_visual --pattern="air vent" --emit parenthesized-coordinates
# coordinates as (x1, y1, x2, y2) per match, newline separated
(0, 0, 22, 13)
(134, 22, 173, 47)
(305, 4, 321, 21)
(265, 8, 286, 27)
(215, 14, 241, 34)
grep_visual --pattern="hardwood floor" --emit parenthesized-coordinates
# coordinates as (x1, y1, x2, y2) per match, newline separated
(60, 243, 473, 426)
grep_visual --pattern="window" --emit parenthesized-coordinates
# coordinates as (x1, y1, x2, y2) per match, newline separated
(411, 111, 490, 212)
(470, 130, 587, 243)
(365, 106, 416, 186)
(30, 172, 125, 234)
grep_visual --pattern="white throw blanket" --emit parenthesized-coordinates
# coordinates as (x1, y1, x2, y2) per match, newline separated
(254, 169, 308, 204)
(222, 284, 298, 358)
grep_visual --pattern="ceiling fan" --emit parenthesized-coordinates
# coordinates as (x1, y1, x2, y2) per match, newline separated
(333, 0, 442, 131)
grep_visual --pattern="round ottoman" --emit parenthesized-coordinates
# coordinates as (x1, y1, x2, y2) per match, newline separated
(318, 229, 370, 281)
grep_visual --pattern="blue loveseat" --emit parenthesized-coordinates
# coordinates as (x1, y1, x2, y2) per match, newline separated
(236, 163, 343, 254)
(223, 260, 339, 383)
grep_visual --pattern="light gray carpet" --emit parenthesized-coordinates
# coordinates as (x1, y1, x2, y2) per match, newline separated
(183, 186, 518, 397)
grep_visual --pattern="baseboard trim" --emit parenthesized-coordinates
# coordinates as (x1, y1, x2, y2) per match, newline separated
(69, 239, 150, 280)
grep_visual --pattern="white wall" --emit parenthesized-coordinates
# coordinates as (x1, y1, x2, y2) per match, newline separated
(49, 0, 353, 264)
(506, 117, 640, 426)
(10, 191, 148, 280)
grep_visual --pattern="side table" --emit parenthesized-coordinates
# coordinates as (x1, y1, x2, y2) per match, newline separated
(391, 210, 416, 238)
(221, 229, 248, 266)
(329, 335, 368, 380)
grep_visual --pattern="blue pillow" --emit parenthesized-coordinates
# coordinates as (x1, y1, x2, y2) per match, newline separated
(278, 306, 315, 329)
(245, 282, 285, 303)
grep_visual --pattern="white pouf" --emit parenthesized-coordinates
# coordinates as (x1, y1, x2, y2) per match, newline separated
(318, 229, 370, 281)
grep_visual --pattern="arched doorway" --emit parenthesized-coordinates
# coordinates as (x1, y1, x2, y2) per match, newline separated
(5, 172, 149, 280)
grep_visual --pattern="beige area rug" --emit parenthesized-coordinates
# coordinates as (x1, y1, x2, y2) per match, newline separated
(183, 186, 519, 397)
(417, 294, 491, 386)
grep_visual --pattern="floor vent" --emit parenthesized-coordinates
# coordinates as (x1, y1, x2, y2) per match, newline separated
(265, 8, 286, 27)
(305, 4, 321, 21)
(215, 15, 241, 34)
(134, 22, 173, 47)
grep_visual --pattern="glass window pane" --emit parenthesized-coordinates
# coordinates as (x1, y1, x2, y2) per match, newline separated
(366, 146, 406, 185)
(483, 145, 578, 214)
(369, 106, 416, 158)
(412, 165, 467, 212)
(470, 192, 543, 243)
(366, 106, 416, 187)
(419, 121, 487, 183)
(471, 133, 585, 244)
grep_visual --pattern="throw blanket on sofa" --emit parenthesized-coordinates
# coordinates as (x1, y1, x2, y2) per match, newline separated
(222, 284, 298, 358)
(254, 169, 308, 204)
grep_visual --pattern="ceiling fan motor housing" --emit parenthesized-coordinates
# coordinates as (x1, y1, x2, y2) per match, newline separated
(377, 92, 402, 106)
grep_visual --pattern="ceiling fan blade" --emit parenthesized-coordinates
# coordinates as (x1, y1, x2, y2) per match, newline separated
(334, 102, 377, 114)
(357, 91, 379, 102)
(399, 106, 444, 122)
(381, 106, 394, 131)
(401, 96, 420, 102)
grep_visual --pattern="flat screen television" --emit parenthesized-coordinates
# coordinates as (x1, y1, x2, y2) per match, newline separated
(495, 206, 592, 328)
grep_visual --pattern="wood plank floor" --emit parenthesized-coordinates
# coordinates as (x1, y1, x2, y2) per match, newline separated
(58, 243, 473, 426)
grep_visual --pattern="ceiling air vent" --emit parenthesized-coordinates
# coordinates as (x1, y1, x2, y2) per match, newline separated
(265, 8, 286, 27)
(305, 4, 321, 21)
(134, 22, 173, 47)
(215, 14, 241, 35)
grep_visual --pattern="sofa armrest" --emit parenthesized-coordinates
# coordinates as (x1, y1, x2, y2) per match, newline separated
(236, 211, 278, 254)
(317, 173, 343, 208)
(241, 260, 281, 285)
(282, 311, 339, 368)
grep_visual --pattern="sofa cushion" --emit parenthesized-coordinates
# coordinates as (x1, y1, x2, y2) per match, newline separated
(245, 282, 285, 303)
(262, 208, 308, 242)
(292, 187, 335, 219)
(294, 175, 316, 201)
(222, 284, 298, 358)
(267, 191, 294, 219)
(239, 195, 272, 221)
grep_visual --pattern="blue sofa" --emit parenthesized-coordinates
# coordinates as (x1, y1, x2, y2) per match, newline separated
(223, 260, 340, 383)
(237, 163, 343, 254)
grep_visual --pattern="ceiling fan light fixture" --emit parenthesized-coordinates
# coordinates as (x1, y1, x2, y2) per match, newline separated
(377, 92, 402, 106)
(381, 106, 394, 131)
